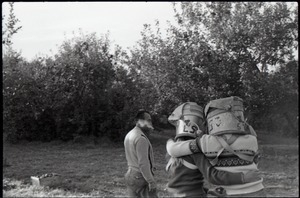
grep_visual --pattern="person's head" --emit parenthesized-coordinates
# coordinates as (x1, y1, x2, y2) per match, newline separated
(135, 109, 154, 133)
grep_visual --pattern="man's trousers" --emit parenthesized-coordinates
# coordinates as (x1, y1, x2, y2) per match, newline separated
(124, 168, 158, 198)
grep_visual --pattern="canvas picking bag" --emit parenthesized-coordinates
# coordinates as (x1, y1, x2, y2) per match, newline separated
(200, 96, 258, 166)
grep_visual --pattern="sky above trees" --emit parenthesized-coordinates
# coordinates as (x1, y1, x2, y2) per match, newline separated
(2, 2, 297, 61)
(2, 2, 177, 61)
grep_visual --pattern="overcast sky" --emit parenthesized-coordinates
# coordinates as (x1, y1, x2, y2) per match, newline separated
(2, 2, 177, 61)
(2, 2, 297, 62)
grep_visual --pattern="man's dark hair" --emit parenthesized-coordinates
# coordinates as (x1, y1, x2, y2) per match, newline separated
(135, 109, 150, 121)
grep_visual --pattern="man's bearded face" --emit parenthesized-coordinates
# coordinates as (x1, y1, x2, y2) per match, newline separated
(137, 113, 154, 133)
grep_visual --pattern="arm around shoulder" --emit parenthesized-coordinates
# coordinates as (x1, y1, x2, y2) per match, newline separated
(166, 139, 194, 157)
(191, 153, 245, 185)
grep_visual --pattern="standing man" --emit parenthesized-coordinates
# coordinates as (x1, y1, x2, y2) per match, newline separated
(124, 110, 158, 198)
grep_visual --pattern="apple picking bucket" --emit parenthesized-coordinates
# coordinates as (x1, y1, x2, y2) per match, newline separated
(204, 96, 246, 135)
(202, 96, 258, 166)
(168, 102, 205, 140)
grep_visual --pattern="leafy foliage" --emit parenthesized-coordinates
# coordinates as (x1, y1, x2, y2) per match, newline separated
(2, 2, 22, 47)
(2, 2, 298, 143)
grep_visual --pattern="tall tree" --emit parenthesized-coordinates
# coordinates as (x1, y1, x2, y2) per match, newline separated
(2, 2, 22, 48)
(172, 2, 298, 106)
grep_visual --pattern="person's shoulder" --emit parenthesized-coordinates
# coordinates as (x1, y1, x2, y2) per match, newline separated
(138, 133, 149, 142)
(136, 132, 150, 145)
(126, 127, 145, 141)
(125, 129, 133, 138)
(125, 128, 137, 140)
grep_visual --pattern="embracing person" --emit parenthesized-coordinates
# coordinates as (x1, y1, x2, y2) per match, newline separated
(167, 97, 265, 197)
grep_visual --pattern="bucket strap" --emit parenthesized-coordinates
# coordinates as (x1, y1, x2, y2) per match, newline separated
(244, 122, 257, 137)
(209, 135, 239, 166)
(226, 134, 239, 145)
(182, 159, 198, 170)
(215, 136, 255, 163)
(166, 157, 174, 171)
(209, 147, 225, 166)
(166, 157, 198, 171)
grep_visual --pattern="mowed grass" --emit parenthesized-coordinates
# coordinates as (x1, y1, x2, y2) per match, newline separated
(3, 130, 299, 197)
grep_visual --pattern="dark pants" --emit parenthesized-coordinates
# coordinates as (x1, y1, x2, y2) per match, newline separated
(125, 168, 158, 198)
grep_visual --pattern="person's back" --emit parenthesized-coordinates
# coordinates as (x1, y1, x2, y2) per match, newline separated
(167, 139, 265, 196)
(166, 101, 263, 197)
(167, 155, 206, 197)
(124, 126, 154, 173)
(124, 127, 143, 171)
(166, 136, 261, 198)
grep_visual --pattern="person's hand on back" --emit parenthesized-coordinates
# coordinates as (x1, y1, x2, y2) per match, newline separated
(243, 170, 261, 183)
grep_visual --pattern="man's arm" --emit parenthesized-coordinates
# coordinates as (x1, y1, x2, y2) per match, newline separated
(136, 137, 155, 185)
(191, 153, 260, 185)
(166, 139, 198, 157)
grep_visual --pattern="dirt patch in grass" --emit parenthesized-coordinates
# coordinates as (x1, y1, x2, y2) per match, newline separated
(3, 130, 299, 197)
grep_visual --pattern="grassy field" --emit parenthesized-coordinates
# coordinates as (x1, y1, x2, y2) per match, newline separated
(3, 130, 299, 197)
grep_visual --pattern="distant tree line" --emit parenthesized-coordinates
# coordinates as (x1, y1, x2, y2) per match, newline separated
(3, 2, 298, 143)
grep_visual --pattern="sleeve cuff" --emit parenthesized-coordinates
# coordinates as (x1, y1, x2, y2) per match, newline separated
(189, 139, 201, 153)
